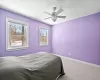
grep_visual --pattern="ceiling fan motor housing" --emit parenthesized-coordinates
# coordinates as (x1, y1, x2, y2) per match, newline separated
(52, 16, 57, 22)
(52, 12, 56, 16)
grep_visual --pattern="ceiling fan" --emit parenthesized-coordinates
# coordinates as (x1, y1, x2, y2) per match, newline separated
(44, 7, 66, 22)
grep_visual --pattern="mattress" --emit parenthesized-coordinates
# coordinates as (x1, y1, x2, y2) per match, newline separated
(0, 52, 65, 80)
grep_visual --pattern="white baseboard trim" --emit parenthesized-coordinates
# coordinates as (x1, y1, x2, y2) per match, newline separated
(53, 54, 100, 69)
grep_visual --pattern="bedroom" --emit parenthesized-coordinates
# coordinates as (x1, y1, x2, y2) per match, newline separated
(0, 0, 100, 80)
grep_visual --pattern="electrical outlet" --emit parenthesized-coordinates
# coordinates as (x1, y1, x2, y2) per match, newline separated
(69, 53, 71, 55)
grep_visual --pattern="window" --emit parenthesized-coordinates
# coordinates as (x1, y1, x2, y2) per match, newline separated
(6, 17, 29, 50)
(39, 28, 48, 45)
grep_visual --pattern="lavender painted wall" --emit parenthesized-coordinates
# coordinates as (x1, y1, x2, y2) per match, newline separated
(52, 12, 100, 65)
(0, 9, 52, 57)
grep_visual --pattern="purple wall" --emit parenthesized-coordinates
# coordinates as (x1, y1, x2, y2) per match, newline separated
(0, 8, 100, 65)
(52, 12, 100, 65)
(0, 9, 52, 57)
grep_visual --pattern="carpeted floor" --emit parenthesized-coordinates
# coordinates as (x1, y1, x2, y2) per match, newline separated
(57, 55, 100, 80)
(58, 75, 72, 80)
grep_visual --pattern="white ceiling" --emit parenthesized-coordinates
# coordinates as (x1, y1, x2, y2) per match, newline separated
(0, 0, 100, 25)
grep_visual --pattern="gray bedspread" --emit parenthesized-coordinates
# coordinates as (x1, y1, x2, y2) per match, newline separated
(0, 52, 64, 80)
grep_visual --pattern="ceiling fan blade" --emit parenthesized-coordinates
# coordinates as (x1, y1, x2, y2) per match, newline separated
(44, 11, 51, 15)
(55, 8, 63, 15)
(44, 17, 51, 20)
(57, 16, 66, 18)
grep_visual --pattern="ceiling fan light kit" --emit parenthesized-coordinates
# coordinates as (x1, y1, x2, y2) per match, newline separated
(44, 7, 66, 22)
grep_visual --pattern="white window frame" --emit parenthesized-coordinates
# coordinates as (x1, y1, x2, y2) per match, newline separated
(39, 27, 48, 46)
(6, 17, 29, 51)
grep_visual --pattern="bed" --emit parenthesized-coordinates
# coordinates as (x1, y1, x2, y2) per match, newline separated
(0, 52, 65, 80)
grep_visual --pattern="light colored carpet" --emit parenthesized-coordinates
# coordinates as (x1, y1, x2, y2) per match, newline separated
(58, 55, 100, 80)
(58, 75, 72, 80)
